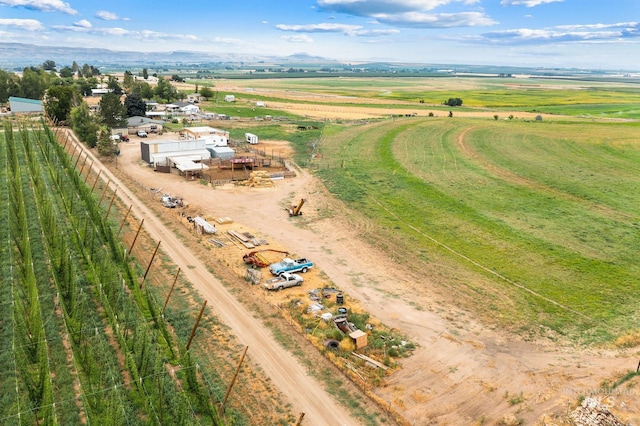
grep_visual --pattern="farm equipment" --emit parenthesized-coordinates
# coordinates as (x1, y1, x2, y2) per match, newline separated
(288, 198, 305, 216)
(243, 249, 290, 268)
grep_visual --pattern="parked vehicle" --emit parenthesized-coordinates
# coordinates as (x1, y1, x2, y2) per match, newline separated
(137, 130, 148, 137)
(263, 272, 304, 291)
(269, 257, 313, 276)
(118, 133, 129, 142)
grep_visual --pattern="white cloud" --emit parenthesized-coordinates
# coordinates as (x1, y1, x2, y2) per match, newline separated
(481, 22, 640, 44)
(317, 0, 479, 14)
(96, 11, 120, 21)
(500, 0, 563, 7)
(0, 18, 44, 31)
(73, 19, 92, 28)
(51, 24, 201, 42)
(315, 0, 494, 29)
(373, 11, 497, 28)
(282, 34, 314, 43)
(0, 0, 77, 14)
(277, 23, 363, 34)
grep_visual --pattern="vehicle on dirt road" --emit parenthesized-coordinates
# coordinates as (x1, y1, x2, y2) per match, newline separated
(137, 130, 148, 137)
(264, 272, 304, 291)
(269, 257, 313, 276)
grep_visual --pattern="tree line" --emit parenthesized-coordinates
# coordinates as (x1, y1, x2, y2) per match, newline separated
(0, 60, 209, 157)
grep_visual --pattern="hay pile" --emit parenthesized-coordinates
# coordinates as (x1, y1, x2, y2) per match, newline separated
(243, 170, 274, 187)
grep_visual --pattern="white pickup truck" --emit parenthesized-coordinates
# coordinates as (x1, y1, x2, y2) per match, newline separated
(263, 272, 304, 291)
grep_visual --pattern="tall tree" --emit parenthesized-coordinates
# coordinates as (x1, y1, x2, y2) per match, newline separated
(44, 84, 78, 123)
(123, 70, 134, 91)
(42, 60, 56, 71)
(107, 75, 123, 95)
(154, 77, 178, 102)
(124, 92, 147, 117)
(199, 86, 214, 100)
(96, 126, 118, 157)
(70, 101, 98, 147)
(142, 68, 148, 80)
(81, 63, 92, 78)
(59, 66, 74, 79)
(98, 92, 127, 128)
(20, 67, 50, 99)
(130, 81, 154, 99)
(0, 69, 21, 103)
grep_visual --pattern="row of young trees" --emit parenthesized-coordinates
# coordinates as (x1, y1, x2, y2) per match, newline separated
(1, 120, 232, 423)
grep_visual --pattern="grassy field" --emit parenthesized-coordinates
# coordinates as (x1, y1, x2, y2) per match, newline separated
(310, 117, 640, 344)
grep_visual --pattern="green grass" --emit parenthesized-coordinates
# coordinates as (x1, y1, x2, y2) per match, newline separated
(311, 117, 640, 344)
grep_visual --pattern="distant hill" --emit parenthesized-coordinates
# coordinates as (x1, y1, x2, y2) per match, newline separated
(0, 42, 340, 70)
(1, 42, 635, 77)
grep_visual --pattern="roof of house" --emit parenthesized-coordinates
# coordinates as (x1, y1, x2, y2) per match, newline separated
(9, 96, 43, 105)
(127, 116, 164, 126)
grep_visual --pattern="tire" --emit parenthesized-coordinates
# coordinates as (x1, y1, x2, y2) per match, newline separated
(301, 267, 308, 273)
(277, 286, 283, 291)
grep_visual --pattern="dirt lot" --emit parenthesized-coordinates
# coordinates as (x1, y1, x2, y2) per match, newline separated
(109, 127, 640, 426)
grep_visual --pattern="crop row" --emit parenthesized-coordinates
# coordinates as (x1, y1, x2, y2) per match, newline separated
(1, 120, 231, 424)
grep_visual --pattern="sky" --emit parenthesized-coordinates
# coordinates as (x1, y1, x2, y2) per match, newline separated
(0, 0, 638, 70)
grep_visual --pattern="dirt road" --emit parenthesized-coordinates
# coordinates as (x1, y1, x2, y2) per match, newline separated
(63, 129, 361, 426)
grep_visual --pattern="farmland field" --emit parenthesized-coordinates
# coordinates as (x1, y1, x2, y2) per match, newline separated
(192, 75, 640, 344)
(310, 117, 640, 343)
(175, 74, 640, 422)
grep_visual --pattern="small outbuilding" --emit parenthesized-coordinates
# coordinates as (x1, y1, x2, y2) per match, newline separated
(349, 330, 368, 349)
(207, 146, 235, 160)
(9, 97, 43, 114)
(183, 126, 229, 142)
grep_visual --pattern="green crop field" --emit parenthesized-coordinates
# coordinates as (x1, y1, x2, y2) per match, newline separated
(309, 116, 640, 344)
(0, 121, 261, 424)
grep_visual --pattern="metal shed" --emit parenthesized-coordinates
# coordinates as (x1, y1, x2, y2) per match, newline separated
(9, 97, 43, 114)
(207, 146, 235, 160)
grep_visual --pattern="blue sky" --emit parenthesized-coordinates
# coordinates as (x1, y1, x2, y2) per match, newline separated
(0, 0, 638, 70)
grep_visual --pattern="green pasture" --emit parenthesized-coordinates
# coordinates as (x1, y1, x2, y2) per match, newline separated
(311, 117, 640, 344)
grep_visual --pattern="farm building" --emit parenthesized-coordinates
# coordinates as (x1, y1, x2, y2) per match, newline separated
(140, 139, 210, 166)
(127, 116, 164, 134)
(207, 146, 235, 160)
(9, 97, 43, 114)
(186, 93, 202, 103)
(183, 126, 230, 142)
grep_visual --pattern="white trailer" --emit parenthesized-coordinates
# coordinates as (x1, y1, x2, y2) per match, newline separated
(245, 132, 259, 145)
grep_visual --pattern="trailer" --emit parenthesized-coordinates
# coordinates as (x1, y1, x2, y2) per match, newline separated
(245, 132, 259, 145)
